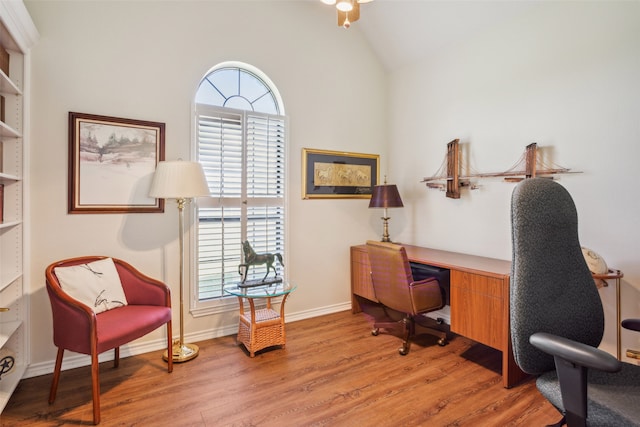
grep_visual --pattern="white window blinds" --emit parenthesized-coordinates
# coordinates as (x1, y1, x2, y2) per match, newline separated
(196, 104, 285, 300)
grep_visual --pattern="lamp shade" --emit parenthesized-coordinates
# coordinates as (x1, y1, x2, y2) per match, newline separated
(336, 0, 353, 12)
(368, 184, 404, 209)
(149, 160, 210, 199)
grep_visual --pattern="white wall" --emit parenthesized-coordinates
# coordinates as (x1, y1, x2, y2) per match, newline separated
(24, 0, 387, 374)
(388, 1, 640, 359)
(24, 0, 639, 376)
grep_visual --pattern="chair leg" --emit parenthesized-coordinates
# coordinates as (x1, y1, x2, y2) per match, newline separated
(414, 315, 448, 346)
(48, 347, 64, 404)
(372, 313, 425, 355)
(91, 351, 101, 425)
(420, 326, 448, 346)
(374, 314, 447, 355)
(166, 320, 173, 373)
(399, 317, 413, 355)
(372, 306, 402, 337)
(113, 347, 119, 368)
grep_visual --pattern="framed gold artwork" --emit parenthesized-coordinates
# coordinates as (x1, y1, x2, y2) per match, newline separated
(302, 148, 379, 199)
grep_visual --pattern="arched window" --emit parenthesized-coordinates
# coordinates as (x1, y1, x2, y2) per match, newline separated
(195, 63, 286, 302)
(196, 65, 281, 115)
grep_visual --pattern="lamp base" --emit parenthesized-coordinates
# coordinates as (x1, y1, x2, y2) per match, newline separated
(380, 216, 392, 242)
(162, 340, 199, 363)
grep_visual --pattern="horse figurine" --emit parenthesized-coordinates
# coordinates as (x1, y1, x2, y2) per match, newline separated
(238, 240, 284, 283)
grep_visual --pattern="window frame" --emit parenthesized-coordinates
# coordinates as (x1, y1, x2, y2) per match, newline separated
(189, 63, 288, 317)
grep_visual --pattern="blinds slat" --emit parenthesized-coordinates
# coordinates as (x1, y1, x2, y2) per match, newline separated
(196, 104, 286, 299)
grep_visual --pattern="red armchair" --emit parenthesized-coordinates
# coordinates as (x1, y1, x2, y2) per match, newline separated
(45, 256, 173, 425)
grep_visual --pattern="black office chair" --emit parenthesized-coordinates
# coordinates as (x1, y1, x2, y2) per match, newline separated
(510, 178, 640, 426)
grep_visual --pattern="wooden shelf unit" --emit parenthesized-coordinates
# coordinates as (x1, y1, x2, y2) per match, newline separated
(0, 1, 38, 414)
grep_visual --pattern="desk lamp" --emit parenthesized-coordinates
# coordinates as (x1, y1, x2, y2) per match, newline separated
(149, 160, 210, 363)
(368, 178, 404, 242)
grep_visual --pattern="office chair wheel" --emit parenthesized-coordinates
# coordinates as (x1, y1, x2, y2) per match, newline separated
(371, 328, 379, 336)
(399, 347, 408, 356)
(437, 338, 447, 346)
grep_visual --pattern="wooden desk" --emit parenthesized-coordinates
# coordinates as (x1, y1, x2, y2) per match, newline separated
(350, 244, 528, 388)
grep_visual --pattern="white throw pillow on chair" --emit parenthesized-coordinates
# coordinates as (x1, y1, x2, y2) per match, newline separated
(54, 258, 128, 313)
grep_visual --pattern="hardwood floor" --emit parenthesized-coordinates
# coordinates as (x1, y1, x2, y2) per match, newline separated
(2, 310, 561, 426)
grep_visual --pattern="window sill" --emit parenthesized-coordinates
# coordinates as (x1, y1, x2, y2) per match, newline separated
(191, 296, 237, 317)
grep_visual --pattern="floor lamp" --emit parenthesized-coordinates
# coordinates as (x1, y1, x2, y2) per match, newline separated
(149, 160, 210, 363)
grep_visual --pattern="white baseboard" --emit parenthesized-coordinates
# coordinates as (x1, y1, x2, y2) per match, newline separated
(24, 301, 352, 379)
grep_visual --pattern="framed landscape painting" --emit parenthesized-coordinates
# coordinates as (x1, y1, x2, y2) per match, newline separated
(68, 112, 165, 213)
(302, 148, 379, 199)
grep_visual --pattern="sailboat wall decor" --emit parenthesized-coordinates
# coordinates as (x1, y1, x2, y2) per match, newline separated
(422, 140, 579, 199)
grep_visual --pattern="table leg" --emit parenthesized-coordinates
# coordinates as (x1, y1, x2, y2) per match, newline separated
(248, 297, 256, 357)
(280, 293, 290, 349)
(616, 277, 621, 360)
(236, 296, 244, 346)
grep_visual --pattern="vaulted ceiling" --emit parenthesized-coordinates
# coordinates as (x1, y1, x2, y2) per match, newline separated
(353, 1, 537, 70)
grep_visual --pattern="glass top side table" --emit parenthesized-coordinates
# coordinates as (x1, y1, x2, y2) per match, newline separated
(223, 281, 296, 357)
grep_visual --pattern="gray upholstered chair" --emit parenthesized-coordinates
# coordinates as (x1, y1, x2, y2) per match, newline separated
(510, 178, 640, 426)
(365, 240, 447, 355)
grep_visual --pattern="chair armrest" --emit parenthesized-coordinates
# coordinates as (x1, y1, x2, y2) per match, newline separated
(409, 276, 444, 313)
(530, 332, 621, 373)
(622, 318, 640, 332)
(45, 282, 95, 353)
(410, 277, 438, 287)
(115, 261, 171, 307)
(530, 332, 621, 424)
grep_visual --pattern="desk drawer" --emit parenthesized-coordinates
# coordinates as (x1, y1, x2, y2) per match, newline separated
(451, 270, 503, 298)
(350, 246, 377, 303)
(450, 270, 506, 350)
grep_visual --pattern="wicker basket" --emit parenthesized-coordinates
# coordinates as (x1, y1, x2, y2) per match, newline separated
(237, 307, 285, 357)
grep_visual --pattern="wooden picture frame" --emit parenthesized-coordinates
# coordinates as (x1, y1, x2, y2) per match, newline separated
(68, 112, 165, 213)
(302, 148, 379, 199)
